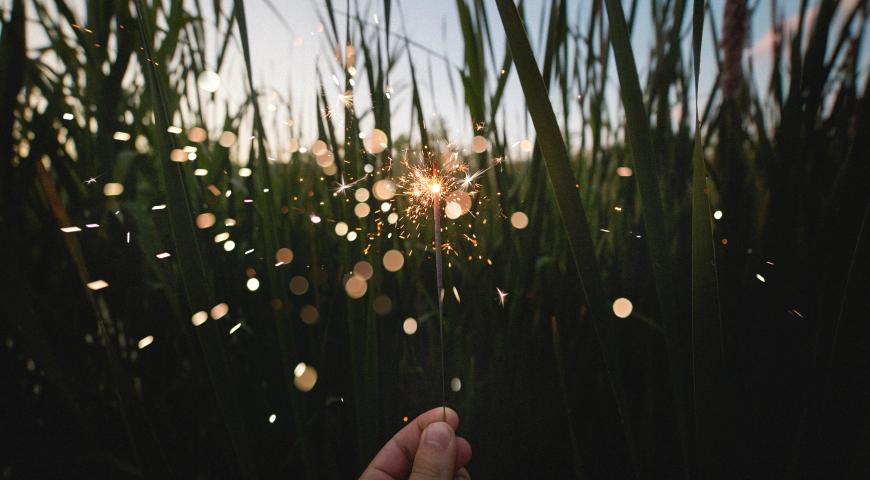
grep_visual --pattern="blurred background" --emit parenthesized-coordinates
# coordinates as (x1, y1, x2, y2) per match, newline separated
(2, 0, 869, 478)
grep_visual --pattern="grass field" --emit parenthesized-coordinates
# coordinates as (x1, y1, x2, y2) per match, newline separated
(2, 0, 870, 478)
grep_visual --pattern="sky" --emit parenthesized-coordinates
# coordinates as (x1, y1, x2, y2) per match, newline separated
(13, 0, 869, 162)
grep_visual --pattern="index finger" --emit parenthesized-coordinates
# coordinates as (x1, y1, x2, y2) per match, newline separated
(360, 407, 460, 479)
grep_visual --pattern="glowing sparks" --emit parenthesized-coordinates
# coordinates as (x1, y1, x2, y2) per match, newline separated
(87, 280, 109, 291)
(137, 335, 154, 349)
(497, 287, 508, 306)
(229, 322, 242, 335)
(756, 273, 766, 283)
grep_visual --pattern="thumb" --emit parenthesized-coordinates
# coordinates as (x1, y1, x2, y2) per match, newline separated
(410, 421, 456, 480)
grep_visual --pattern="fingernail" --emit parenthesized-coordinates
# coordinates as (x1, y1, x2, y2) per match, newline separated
(422, 422, 452, 450)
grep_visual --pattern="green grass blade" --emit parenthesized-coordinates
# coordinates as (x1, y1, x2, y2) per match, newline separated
(494, 0, 639, 474)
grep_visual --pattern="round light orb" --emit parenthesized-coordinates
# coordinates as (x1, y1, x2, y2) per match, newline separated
(445, 202, 462, 220)
(300, 305, 319, 325)
(197, 70, 221, 92)
(373, 295, 392, 315)
(311, 140, 328, 156)
(372, 179, 397, 200)
(188, 127, 207, 143)
(354, 202, 371, 218)
(364, 129, 388, 154)
(289, 276, 309, 295)
(354, 188, 370, 202)
(353, 261, 374, 280)
(471, 135, 488, 154)
(293, 363, 317, 392)
(218, 131, 237, 147)
(334, 222, 349, 236)
(612, 297, 633, 318)
(246, 277, 260, 292)
(510, 211, 529, 229)
(383, 249, 404, 272)
(402, 318, 418, 335)
(275, 247, 294, 264)
(345, 275, 367, 299)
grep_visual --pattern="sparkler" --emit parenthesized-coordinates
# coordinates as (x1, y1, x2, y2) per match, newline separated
(394, 145, 493, 419)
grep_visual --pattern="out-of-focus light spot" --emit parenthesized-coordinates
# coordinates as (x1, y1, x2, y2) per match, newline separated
(197, 70, 221, 92)
(519, 139, 533, 153)
(210, 303, 229, 319)
(214, 232, 230, 243)
(373, 295, 392, 315)
(290, 276, 309, 295)
(354, 261, 374, 280)
(223, 240, 236, 251)
(268, 414, 277, 424)
(293, 363, 317, 392)
(387, 212, 399, 224)
(756, 273, 766, 283)
(246, 278, 260, 291)
(453, 286, 461, 303)
(151, 204, 166, 211)
(188, 127, 207, 142)
(450, 377, 462, 392)
(381, 202, 391, 213)
(471, 135, 488, 154)
(61, 226, 82, 233)
(354, 188, 370, 202)
(446, 191, 472, 215)
(224, 218, 237, 227)
(87, 280, 109, 291)
(345, 275, 367, 299)
(322, 163, 337, 175)
(310, 214, 322, 224)
(137, 335, 154, 349)
(191, 311, 208, 326)
(445, 202, 462, 219)
(103, 183, 124, 196)
(300, 305, 319, 325)
(316, 152, 334, 167)
(383, 249, 404, 272)
(335, 222, 348, 236)
(403, 416, 409, 422)
(239, 167, 252, 177)
(713, 210, 723, 220)
(170, 148, 187, 162)
(364, 163, 374, 173)
(403, 318, 418, 335)
(373, 179, 397, 200)
(218, 131, 237, 147)
(112, 131, 131, 141)
(196, 212, 216, 229)
(347, 231, 358, 242)
(510, 211, 529, 229)
(85, 223, 99, 229)
(194, 168, 208, 176)
(616, 166, 634, 177)
(62, 113, 74, 120)
(229, 322, 242, 334)
(612, 297, 633, 318)
(167, 125, 182, 134)
(354, 202, 371, 217)
(155, 252, 171, 259)
(364, 129, 388, 154)
(276, 248, 294, 264)
(311, 140, 328, 156)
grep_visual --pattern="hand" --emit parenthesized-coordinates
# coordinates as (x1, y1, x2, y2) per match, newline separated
(361, 407, 472, 480)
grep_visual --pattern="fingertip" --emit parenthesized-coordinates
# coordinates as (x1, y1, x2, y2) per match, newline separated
(456, 436, 472, 468)
(418, 406, 460, 431)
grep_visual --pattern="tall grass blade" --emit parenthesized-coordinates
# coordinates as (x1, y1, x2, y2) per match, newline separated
(494, 0, 638, 474)
(133, 1, 257, 476)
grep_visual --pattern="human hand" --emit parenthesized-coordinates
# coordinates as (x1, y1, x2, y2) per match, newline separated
(360, 407, 472, 480)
